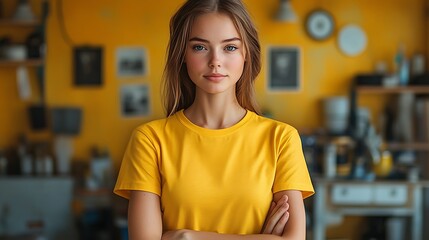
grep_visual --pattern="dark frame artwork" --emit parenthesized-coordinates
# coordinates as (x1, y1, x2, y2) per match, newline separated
(268, 46, 301, 91)
(74, 46, 103, 86)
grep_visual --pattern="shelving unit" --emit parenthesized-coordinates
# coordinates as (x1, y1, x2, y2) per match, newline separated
(0, 0, 48, 137)
(0, 20, 44, 66)
(0, 1, 46, 66)
(356, 85, 429, 152)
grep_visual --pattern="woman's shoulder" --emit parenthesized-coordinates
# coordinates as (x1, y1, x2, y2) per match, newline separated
(134, 114, 179, 135)
(251, 113, 298, 133)
(250, 114, 302, 145)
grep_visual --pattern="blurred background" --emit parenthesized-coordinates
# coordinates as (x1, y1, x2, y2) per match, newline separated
(0, 0, 429, 239)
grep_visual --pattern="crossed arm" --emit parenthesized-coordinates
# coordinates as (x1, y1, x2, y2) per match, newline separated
(128, 190, 306, 240)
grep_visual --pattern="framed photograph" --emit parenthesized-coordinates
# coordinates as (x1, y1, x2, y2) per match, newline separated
(116, 47, 148, 77)
(74, 46, 103, 86)
(120, 84, 150, 117)
(268, 46, 301, 91)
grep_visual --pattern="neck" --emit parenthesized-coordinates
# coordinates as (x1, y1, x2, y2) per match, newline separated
(184, 91, 246, 129)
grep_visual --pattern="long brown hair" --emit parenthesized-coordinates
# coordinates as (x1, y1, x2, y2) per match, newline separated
(162, 0, 261, 117)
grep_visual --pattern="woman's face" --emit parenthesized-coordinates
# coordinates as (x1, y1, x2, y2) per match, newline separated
(184, 13, 246, 95)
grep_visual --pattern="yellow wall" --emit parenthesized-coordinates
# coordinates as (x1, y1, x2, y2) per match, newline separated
(0, 0, 426, 167)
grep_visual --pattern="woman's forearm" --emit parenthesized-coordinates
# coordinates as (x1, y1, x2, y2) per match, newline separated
(162, 192, 306, 240)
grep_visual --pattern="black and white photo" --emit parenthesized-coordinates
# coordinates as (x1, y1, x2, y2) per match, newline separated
(268, 47, 300, 91)
(120, 84, 150, 117)
(116, 47, 147, 77)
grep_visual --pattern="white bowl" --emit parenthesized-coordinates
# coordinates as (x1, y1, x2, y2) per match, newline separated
(1, 44, 27, 60)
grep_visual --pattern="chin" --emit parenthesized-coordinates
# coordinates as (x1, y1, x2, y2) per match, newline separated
(198, 86, 231, 95)
(194, 81, 237, 95)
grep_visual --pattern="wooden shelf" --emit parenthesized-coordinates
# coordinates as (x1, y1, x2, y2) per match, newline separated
(0, 19, 40, 27)
(386, 142, 429, 151)
(356, 86, 429, 94)
(0, 59, 43, 67)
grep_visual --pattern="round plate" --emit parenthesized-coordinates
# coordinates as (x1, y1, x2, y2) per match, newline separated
(337, 24, 367, 56)
(305, 9, 334, 41)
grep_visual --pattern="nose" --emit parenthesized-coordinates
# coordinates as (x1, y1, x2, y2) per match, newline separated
(208, 51, 221, 68)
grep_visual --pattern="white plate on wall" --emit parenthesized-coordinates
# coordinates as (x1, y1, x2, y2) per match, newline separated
(337, 24, 367, 56)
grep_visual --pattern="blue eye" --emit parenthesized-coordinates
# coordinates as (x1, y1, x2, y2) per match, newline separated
(193, 45, 206, 51)
(225, 45, 238, 51)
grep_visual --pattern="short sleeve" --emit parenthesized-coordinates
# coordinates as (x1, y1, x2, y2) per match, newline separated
(273, 128, 315, 199)
(114, 128, 161, 199)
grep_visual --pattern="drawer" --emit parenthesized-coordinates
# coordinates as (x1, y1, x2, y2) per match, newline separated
(374, 185, 408, 205)
(331, 184, 372, 204)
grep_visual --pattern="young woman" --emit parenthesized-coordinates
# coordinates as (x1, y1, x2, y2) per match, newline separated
(114, 0, 314, 239)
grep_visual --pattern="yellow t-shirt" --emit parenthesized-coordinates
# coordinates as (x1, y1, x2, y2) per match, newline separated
(114, 110, 314, 234)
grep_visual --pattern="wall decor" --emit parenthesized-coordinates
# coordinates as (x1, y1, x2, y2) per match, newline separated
(74, 46, 103, 86)
(337, 24, 367, 56)
(116, 47, 148, 77)
(120, 83, 150, 117)
(268, 46, 301, 91)
(305, 9, 335, 41)
(51, 107, 83, 135)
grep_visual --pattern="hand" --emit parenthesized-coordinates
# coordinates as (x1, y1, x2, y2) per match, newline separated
(162, 229, 190, 240)
(261, 195, 289, 236)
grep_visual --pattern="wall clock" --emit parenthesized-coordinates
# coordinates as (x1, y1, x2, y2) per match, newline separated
(305, 9, 334, 41)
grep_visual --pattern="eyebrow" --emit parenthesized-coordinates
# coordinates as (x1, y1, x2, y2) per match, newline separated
(189, 37, 242, 43)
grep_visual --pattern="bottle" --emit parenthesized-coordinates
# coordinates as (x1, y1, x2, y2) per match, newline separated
(34, 147, 44, 176)
(373, 150, 393, 178)
(21, 154, 33, 175)
(0, 151, 7, 175)
(43, 155, 53, 176)
(17, 134, 28, 159)
(17, 135, 32, 175)
(394, 45, 409, 86)
(323, 143, 337, 178)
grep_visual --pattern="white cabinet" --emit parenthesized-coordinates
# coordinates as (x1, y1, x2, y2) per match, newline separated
(0, 177, 77, 239)
(331, 184, 373, 204)
(331, 183, 408, 206)
(374, 184, 408, 205)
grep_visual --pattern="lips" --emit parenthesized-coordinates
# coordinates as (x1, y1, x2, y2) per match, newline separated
(203, 73, 227, 82)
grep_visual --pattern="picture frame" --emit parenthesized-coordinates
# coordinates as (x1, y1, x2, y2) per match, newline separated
(267, 46, 301, 91)
(120, 83, 150, 117)
(74, 46, 103, 86)
(116, 47, 148, 77)
(51, 107, 82, 135)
